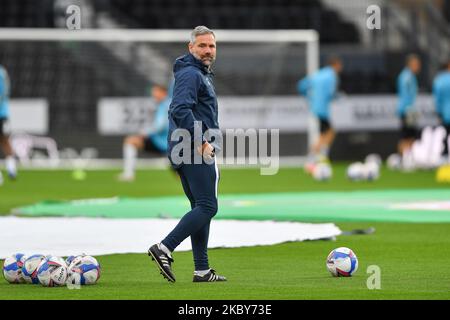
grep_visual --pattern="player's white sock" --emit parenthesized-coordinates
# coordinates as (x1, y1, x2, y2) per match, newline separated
(123, 144, 137, 178)
(5, 156, 17, 177)
(0, 171, 3, 186)
(159, 243, 172, 257)
(194, 269, 211, 276)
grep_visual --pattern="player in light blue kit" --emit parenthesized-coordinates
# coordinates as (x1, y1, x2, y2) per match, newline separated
(396, 54, 421, 155)
(0, 64, 17, 184)
(118, 83, 172, 181)
(433, 59, 450, 156)
(298, 56, 343, 169)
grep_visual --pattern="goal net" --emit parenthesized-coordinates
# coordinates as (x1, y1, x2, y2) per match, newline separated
(0, 28, 319, 163)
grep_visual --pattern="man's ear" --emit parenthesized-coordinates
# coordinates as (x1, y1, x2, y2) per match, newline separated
(188, 42, 194, 54)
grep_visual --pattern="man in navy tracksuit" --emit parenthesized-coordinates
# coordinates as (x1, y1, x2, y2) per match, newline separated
(148, 26, 226, 283)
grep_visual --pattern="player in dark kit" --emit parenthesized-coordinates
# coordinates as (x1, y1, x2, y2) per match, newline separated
(148, 26, 226, 283)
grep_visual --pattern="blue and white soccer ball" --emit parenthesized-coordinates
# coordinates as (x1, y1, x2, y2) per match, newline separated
(22, 254, 46, 284)
(326, 247, 358, 277)
(312, 163, 332, 181)
(3, 253, 27, 284)
(67, 255, 101, 286)
(37, 255, 68, 287)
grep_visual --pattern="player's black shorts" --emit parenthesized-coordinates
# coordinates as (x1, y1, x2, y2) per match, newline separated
(319, 117, 332, 134)
(400, 115, 418, 139)
(144, 137, 165, 154)
(0, 117, 10, 136)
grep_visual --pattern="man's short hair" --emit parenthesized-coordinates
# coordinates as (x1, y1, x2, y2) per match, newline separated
(190, 26, 215, 44)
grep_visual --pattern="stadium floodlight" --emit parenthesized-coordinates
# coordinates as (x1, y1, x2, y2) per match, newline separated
(0, 28, 319, 158)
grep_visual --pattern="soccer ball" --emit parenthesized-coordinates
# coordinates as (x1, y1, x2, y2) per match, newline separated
(67, 255, 101, 285)
(312, 163, 332, 181)
(22, 254, 46, 284)
(365, 153, 382, 167)
(347, 162, 365, 181)
(387, 153, 402, 170)
(363, 161, 380, 181)
(326, 247, 358, 277)
(3, 253, 26, 284)
(37, 256, 68, 287)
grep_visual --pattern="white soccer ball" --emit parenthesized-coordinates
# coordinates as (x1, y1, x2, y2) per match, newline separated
(401, 151, 417, 172)
(387, 153, 402, 170)
(312, 163, 332, 181)
(326, 247, 358, 277)
(365, 153, 382, 167)
(347, 162, 365, 181)
(67, 255, 101, 285)
(37, 256, 68, 287)
(22, 254, 46, 284)
(3, 253, 26, 284)
(363, 162, 380, 181)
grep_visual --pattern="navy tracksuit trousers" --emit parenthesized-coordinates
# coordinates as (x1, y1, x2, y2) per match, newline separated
(161, 161, 219, 271)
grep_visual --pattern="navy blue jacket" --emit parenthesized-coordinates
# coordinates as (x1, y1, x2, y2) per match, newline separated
(167, 53, 219, 164)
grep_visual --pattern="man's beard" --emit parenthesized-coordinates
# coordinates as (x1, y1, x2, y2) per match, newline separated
(193, 53, 215, 66)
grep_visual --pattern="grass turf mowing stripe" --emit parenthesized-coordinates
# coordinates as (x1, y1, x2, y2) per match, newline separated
(13, 189, 450, 223)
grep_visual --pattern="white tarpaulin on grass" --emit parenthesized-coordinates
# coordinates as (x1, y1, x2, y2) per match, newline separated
(0, 217, 341, 259)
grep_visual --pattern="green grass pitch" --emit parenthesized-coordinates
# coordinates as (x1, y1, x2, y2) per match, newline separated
(1, 164, 450, 299)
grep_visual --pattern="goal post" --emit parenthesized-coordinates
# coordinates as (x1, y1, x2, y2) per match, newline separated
(0, 28, 319, 159)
